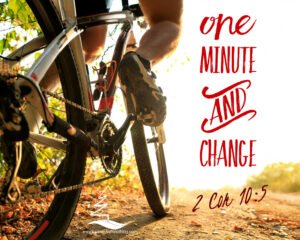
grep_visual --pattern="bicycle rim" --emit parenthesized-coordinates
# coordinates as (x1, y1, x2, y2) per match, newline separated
(130, 121, 170, 217)
(0, 0, 87, 239)
(120, 53, 170, 216)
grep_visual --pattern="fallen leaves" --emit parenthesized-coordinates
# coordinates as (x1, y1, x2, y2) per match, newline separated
(1, 188, 300, 240)
(1, 226, 16, 234)
(233, 225, 244, 232)
(4, 211, 14, 219)
(0, 197, 49, 239)
(190, 220, 202, 227)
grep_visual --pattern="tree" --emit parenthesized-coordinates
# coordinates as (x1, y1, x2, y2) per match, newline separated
(0, 0, 39, 54)
(247, 162, 300, 193)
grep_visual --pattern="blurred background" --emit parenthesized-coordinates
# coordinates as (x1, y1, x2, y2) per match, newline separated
(155, 0, 300, 191)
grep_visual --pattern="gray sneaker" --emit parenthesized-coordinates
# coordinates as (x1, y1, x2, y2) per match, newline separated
(118, 52, 166, 126)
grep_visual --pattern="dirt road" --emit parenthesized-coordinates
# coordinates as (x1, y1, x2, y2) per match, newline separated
(65, 188, 300, 240)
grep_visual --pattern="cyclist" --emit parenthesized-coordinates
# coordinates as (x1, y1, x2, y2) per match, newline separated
(8, 0, 183, 179)
(76, 0, 183, 126)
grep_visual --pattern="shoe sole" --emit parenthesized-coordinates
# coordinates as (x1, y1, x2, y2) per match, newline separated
(118, 53, 166, 126)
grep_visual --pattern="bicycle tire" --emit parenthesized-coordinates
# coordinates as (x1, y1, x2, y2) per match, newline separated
(126, 94, 170, 216)
(1, 0, 87, 239)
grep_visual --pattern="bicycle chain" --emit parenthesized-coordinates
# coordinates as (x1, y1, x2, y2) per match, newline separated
(16, 173, 117, 204)
(42, 88, 99, 116)
(3, 89, 115, 205)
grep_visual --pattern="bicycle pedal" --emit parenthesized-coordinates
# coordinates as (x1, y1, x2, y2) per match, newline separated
(137, 112, 152, 120)
(147, 137, 159, 143)
(137, 111, 157, 125)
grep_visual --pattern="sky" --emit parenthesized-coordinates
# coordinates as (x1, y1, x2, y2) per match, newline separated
(154, 0, 300, 190)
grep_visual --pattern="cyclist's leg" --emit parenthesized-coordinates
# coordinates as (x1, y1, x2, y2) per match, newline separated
(40, 0, 110, 90)
(40, 21, 107, 91)
(75, 0, 110, 63)
(118, 0, 183, 126)
(81, 26, 107, 63)
(137, 0, 183, 64)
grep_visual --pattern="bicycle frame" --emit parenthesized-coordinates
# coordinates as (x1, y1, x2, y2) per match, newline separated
(1, 1, 170, 222)
(12, 1, 135, 151)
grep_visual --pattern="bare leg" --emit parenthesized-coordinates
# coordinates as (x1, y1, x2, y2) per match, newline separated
(39, 25, 107, 90)
(40, 64, 59, 91)
(137, 0, 183, 65)
(137, 22, 181, 65)
(118, 0, 182, 126)
(81, 25, 107, 63)
(39, 26, 107, 90)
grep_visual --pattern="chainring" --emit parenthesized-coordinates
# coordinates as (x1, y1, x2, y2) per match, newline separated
(98, 118, 122, 175)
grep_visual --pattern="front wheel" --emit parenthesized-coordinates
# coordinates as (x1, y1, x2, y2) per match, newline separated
(131, 122, 170, 217)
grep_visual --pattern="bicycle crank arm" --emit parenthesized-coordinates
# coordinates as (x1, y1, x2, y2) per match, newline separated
(46, 114, 98, 152)
(106, 113, 136, 153)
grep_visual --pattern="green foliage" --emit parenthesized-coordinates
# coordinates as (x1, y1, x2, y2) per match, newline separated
(0, 0, 40, 54)
(0, 152, 6, 177)
(247, 162, 300, 193)
(2, 0, 39, 30)
(105, 155, 142, 191)
(84, 146, 141, 191)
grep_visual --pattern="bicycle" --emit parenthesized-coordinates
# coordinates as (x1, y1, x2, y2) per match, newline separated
(0, 0, 169, 239)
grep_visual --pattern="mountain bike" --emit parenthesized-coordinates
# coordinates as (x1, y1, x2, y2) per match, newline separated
(0, 0, 169, 239)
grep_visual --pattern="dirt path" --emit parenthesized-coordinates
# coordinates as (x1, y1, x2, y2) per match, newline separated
(65, 188, 300, 240)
